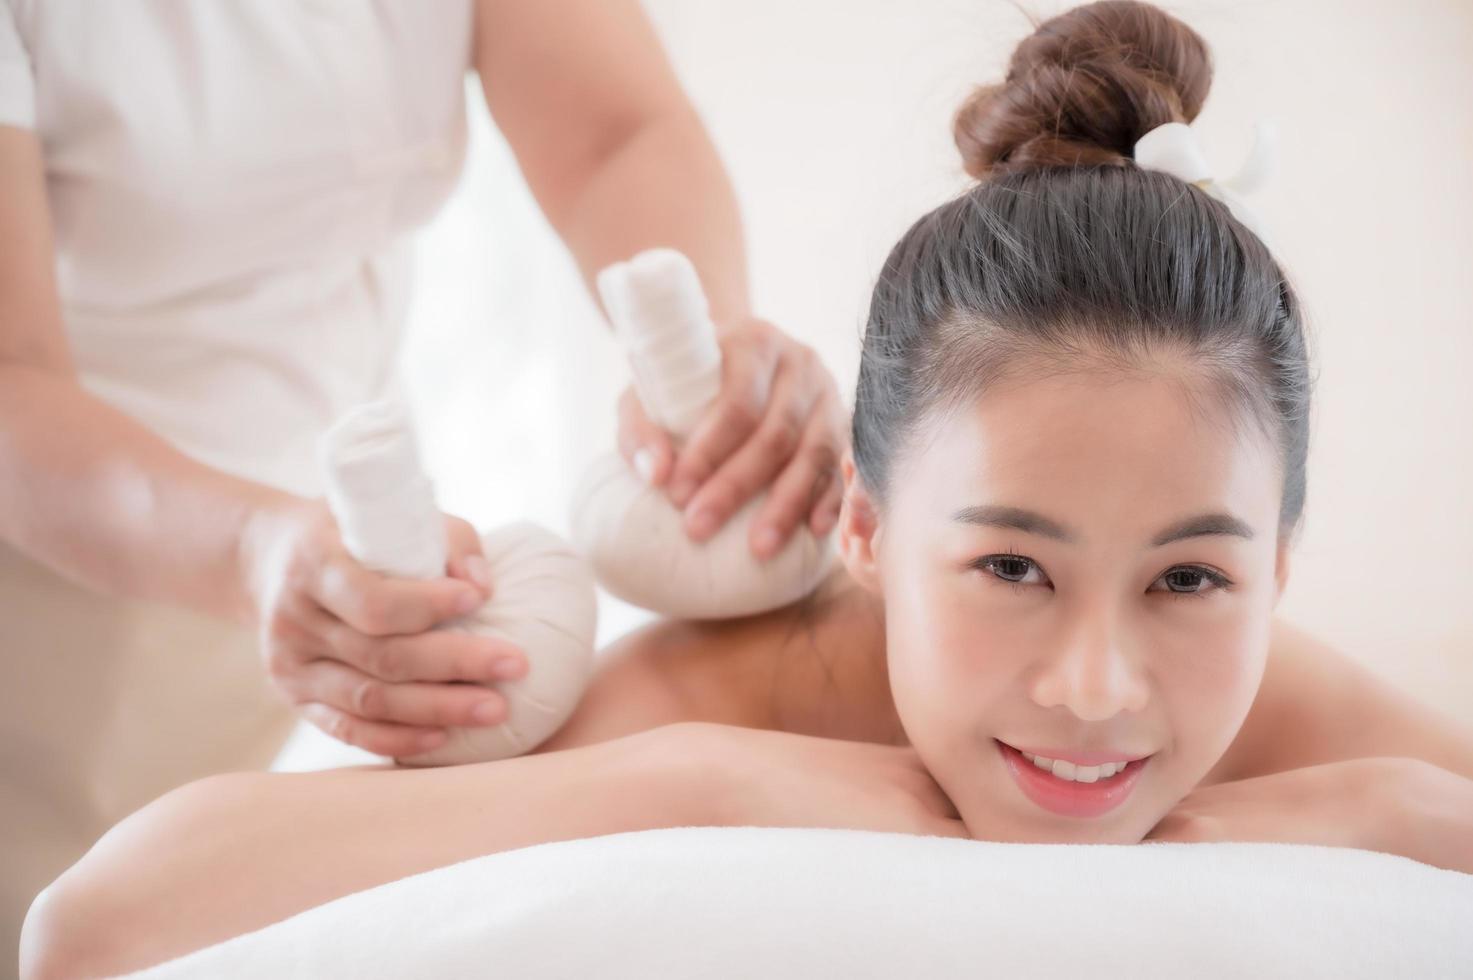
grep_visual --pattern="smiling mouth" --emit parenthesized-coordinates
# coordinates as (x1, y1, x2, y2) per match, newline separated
(1005, 743, 1150, 782)
(995, 739, 1152, 818)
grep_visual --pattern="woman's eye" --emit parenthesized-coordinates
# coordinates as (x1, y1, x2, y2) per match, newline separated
(1149, 565, 1230, 596)
(974, 554, 1048, 586)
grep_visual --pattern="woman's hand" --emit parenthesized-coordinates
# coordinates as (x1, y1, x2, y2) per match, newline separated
(241, 498, 528, 757)
(648, 722, 967, 839)
(618, 317, 847, 561)
(1144, 756, 1473, 873)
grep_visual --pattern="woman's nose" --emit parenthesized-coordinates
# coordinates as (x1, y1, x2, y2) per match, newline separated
(1027, 616, 1150, 721)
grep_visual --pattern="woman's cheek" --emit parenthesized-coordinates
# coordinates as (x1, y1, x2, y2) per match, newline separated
(888, 578, 1037, 805)
(1153, 608, 1270, 786)
(890, 565, 1029, 693)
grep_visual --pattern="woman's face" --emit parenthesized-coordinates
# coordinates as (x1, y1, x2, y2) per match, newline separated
(840, 361, 1289, 843)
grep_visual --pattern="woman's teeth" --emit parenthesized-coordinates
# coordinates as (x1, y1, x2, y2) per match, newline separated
(1021, 751, 1128, 783)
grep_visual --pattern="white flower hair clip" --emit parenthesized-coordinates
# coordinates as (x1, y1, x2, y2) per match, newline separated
(1133, 120, 1279, 247)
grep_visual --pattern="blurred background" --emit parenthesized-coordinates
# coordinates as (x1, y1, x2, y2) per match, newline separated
(279, 0, 1473, 767)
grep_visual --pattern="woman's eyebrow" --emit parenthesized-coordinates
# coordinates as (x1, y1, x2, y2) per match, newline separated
(950, 505, 1076, 542)
(950, 505, 1255, 547)
(1151, 513, 1255, 546)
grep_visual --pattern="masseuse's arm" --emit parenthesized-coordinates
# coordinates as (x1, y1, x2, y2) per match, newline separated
(0, 128, 278, 622)
(0, 127, 520, 757)
(474, 0, 846, 557)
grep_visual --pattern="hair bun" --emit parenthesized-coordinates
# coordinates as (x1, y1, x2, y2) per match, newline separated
(955, 1, 1213, 179)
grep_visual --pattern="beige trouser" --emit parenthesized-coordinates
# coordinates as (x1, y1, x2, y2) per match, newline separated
(0, 544, 296, 978)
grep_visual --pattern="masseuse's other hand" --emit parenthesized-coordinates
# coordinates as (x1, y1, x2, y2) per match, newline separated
(618, 317, 847, 560)
(650, 722, 967, 839)
(244, 499, 527, 757)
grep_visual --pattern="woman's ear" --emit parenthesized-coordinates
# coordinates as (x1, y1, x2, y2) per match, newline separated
(1272, 540, 1291, 606)
(836, 450, 883, 595)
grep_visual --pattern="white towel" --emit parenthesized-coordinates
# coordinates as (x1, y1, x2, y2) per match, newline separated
(127, 826, 1473, 978)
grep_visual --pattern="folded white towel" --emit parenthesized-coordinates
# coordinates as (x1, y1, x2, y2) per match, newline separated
(128, 826, 1473, 979)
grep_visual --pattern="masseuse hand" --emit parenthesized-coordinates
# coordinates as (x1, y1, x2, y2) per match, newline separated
(618, 317, 848, 560)
(653, 722, 967, 839)
(1143, 756, 1473, 872)
(244, 498, 527, 757)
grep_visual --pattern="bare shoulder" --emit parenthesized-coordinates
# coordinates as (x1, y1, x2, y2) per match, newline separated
(530, 595, 808, 753)
(533, 569, 888, 753)
(1202, 618, 1473, 786)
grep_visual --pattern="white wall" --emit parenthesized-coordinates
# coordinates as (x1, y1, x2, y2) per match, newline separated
(401, 0, 1473, 720)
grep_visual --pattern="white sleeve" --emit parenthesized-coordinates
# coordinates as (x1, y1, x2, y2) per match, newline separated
(0, 1, 35, 130)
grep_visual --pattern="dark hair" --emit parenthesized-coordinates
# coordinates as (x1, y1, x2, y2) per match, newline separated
(852, 0, 1310, 532)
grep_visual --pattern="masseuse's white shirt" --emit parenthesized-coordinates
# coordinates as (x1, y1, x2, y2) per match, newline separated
(0, 0, 471, 494)
(0, 4, 474, 972)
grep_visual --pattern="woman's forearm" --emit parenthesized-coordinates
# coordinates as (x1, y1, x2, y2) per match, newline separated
(0, 361, 291, 622)
(1383, 760, 1473, 874)
(21, 728, 702, 979)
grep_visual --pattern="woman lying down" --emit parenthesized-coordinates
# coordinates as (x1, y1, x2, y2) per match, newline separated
(23, 2, 1473, 976)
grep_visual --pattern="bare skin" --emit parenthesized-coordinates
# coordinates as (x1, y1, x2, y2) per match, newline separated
(538, 565, 1473, 790)
(21, 561, 1473, 979)
(23, 358, 1473, 978)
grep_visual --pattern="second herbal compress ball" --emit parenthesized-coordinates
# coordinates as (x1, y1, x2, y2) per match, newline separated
(320, 401, 598, 765)
(569, 249, 835, 620)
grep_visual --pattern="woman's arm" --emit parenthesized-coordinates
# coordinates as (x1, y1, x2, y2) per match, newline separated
(20, 730, 699, 979)
(1180, 621, 1473, 871)
(22, 716, 968, 979)
(1213, 619, 1473, 784)
(1147, 754, 1473, 874)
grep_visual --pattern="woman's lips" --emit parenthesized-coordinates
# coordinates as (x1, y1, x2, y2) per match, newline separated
(996, 739, 1149, 818)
